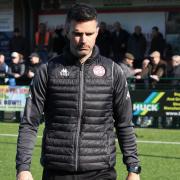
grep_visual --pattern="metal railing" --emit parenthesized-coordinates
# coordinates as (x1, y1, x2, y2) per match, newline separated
(127, 77, 180, 91)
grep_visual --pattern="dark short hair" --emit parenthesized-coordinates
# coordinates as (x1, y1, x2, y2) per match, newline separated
(152, 26, 159, 31)
(66, 3, 97, 23)
(0, 52, 4, 56)
(14, 28, 20, 33)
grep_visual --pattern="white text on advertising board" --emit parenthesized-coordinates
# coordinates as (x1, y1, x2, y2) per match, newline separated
(133, 103, 159, 111)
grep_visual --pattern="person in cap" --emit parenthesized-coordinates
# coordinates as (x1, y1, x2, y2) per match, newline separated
(8, 51, 26, 86)
(16, 4, 141, 180)
(119, 52, 142, 79)
(25, 52, 42, 85)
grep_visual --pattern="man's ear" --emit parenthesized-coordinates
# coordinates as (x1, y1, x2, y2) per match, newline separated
(96, 26, 99, 33)
(95, 26, 99, 38)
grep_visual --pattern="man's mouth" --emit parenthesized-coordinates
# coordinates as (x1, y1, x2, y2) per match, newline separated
(77, 45, 89, 50)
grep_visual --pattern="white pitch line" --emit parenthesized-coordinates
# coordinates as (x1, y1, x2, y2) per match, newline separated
(0, 133, 180, 145)
(0, 133, 42, 138)
(137, 140, 180, 145)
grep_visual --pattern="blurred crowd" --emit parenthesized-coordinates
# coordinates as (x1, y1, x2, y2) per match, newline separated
(0, 21, 179, 88)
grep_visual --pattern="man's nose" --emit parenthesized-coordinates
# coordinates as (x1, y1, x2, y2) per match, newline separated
(80, 34, 87, 43)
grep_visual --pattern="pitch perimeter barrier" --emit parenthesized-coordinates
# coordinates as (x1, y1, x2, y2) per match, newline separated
(0, 81, 179, 128)
(128, 77, 180, 128)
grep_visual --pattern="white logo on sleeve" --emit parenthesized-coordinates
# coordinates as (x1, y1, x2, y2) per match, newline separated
(93, 65, 106, 77)
(126, 91, 130, 99)
(60, 68, 69, 77)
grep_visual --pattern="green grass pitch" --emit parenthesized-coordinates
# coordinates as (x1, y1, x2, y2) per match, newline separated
(0, 122, 180, 180)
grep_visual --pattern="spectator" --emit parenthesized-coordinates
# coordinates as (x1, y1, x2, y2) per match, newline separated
(127, 25, 147, 68)
(149, 26, 166, 58)
(96, 21, 111, 57)
(111, 21, 129, 63)
(164, 43, 173, 62)
(0, 53, 8, 85)
(7, 52, 26, 86)
(52, 28, 67, 56)
(168, 55, 180, 87)
(0, 53, 8, 120)
(9, 28, 28, 58)
(25, 52, 42, 85)
(34, 23, 52, 63)
(140, 51, 167, 88)
(119, 52, 142, 79)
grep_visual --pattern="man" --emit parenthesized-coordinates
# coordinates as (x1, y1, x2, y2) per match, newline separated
(168, 55, 180, 87)
(25, 52, 42, 85)
(127, 25, 147, 68)
(35, 22, 52, 63)
(96, 21, 111, 58)
(0, 52, 8, 85)
(119, 52, 142, 79)
(111, 21, 129, 63)
(149, 26, 166, 58)
(140, 51, 167, 88)
(16, 4, 140, 180)
(8, 52, 26, 86)
(0, 52, 8, 120)
(9, 28, 27, 58)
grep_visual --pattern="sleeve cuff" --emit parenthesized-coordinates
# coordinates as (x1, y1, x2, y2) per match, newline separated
(16, 164, 30, 175)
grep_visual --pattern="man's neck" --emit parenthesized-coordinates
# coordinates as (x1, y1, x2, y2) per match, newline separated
(79, 51, 92, 64)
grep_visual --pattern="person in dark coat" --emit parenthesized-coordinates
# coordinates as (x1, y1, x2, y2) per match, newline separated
(0, 53, 8, 119)
(96, 21, 111, 57)
(16, 4, 141, 180)
(140, 51, 167, 88)
(0, 52, 8, 84)
(52, 28, 67, 55)
(149, 26, 166, 58)
(127, 26, 147, 68)
(25, 52, 42, 85)
(168, 55, 180, 88)
(9, 28, 28, 58)
(111, 21, 129, 63)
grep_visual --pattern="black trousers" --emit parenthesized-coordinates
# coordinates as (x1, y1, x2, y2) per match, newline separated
(42, 168, 117, 180)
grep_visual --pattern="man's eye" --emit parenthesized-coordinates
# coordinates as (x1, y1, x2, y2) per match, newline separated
(86, 33, 94, 36)
(73, 32, 82, 36)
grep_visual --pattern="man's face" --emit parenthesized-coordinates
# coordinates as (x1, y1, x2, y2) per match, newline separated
(67, 20, 99, 58)
(0, 55, 5, 64)
(152, 29, 158, 37)
(172, 58, 180, 67)
(12, 56, 19, 64)
(126, 58, 134, 67)
(135, 26, 141, 35)
(151, 56, 160, 65)
(30, 57, 40, 64)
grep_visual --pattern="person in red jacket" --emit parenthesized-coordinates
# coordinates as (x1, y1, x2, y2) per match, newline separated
(35, 23, 52, 63)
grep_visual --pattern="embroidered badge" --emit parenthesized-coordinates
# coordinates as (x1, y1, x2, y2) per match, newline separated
(93, 65, 105, 77)
(60, 68, 69, 77)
